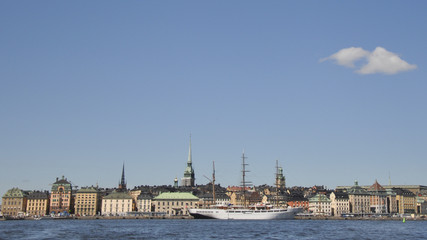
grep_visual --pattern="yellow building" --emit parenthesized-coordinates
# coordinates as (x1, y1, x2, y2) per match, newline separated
(1, 188, 27, 217)
(394, 188, 416, 214)
(26, 191, 49, 217)
(153, 192, 199, 216)
(75, 187, 100, 216)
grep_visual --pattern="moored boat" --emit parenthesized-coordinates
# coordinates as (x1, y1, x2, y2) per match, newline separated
(189, 206, 302, 220)
(189, 151, 303, 220)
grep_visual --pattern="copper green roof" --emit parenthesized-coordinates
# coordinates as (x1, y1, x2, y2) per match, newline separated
(103, 191, 133, 200)
(309, 193, 331, 203)
(2, 188, 26, 198)
(153, 192, 199, 200)
(347, 181, 369, 195)
(77, 187, 99, 193)
(51, 176, 72, 192)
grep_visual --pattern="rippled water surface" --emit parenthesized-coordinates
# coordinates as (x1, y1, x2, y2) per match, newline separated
(0, 219, 426, 239)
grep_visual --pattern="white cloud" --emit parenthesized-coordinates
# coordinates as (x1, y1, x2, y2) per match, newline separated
(322, 46, 417, 75)
(357, 47, 417, 75)
(320, 47, 369, 68)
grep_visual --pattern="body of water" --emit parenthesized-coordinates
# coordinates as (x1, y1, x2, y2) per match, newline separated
(0, 219, 426, 239)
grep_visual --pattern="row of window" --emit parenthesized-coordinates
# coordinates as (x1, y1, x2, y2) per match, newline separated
(159, 201, 193, 206)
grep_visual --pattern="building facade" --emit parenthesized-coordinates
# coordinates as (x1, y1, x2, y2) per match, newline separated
(368, 180, 388, 214)
(26, 191, 49, 217)
(137, 192, 153, 212)
(309, 193, 331, 215)
(1, 188, 27, 217)
(330, 191, 349, 216)
(394, 188, 417, 214)
(153, 192, 199, 216)
(347, 181, 370, 215)
(101, 191, 133, 216)
(75, 187, 100, 216)
(50, 176, 73, 214)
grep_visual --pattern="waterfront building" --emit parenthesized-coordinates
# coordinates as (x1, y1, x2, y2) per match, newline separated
(347, 181, 370, 215)
(385, 189, 398, 214)
(74, 187, 100, 216)
(308, 193, 331, 215)
(101, 164, 134, 216)
(336, 185, 427, 197)
(50, 176, 73, 214)
(153, 192, 199, 216)
(393, 188, 417, 214)
(137, 192, 153, 212)
(26, 191, 49, 217)
(101, 191, 133, 216)
(367, 180, 388, 214)
(417, 196, 427, 214)
(329, 191, 349, 216)
(181, 137, 195, 187)
(1, 188, 27, 217)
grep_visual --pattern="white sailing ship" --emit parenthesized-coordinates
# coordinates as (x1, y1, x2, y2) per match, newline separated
(189, 152, 303, 220)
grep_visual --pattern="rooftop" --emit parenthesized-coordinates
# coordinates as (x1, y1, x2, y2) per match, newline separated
(153, 192, 199, 201)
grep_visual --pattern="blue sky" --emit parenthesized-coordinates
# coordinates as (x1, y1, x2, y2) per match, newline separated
(1, 1, 426, 199)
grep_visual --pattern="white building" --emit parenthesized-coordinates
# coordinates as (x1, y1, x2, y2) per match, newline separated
(137, 193, 152, 212)
(330, 191, 350, 216)
(309, 193, 331, 215)
(101, 191, 133, 216)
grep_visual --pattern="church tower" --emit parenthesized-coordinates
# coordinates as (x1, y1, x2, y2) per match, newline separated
(118, 163, 127, 191)
(181, 136, 195, 187)
(275, 161, 286, 189)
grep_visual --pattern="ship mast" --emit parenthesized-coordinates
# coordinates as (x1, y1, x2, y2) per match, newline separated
(275, 160, 279, 208)
(241, 151, 250, 208)
(212, 161, 216, 205)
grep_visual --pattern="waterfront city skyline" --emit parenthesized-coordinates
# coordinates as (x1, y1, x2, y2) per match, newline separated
(1, 1, 426, 201)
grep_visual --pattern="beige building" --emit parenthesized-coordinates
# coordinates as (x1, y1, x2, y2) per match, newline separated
(367, 181, 388, 214)
(308, 193, 331, 215)
(137, 193, 153, 212)
(75, 187, 100, 216)
(50, 176, 73, 214)
(386, 189, 398, 214)
(330, 191, 350, 216)
(1, 188, 27, 217)
(26, 191, 49, 217)
(101, 191, 133, 216)
(347, 181, 370, 215)
(153, 192, 199, 216)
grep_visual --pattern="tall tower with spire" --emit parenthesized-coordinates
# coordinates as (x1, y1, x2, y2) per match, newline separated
(181, 136, 195, 187)
(118, 163, 127, 191)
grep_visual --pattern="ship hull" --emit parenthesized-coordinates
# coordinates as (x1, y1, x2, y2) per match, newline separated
(189, 207, 302, 220)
